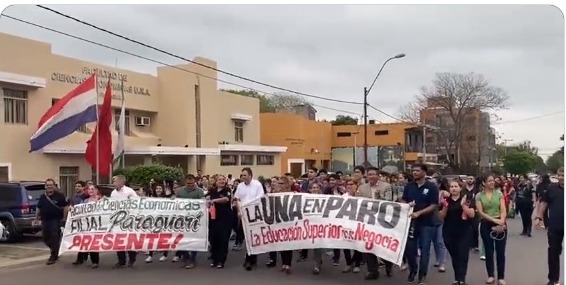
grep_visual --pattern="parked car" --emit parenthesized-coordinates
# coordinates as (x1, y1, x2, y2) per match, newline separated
(0, 181, 45, 242)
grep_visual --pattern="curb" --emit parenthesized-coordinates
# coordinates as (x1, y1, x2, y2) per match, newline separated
(0, 254, 50, 270)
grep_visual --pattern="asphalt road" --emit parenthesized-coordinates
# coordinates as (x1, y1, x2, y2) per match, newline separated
(0, 219, 560, 285)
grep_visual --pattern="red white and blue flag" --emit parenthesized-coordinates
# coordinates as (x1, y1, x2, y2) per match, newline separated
(29, 74, 98, 152)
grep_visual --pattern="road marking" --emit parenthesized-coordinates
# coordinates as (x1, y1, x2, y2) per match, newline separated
(0, 244, 49, 251)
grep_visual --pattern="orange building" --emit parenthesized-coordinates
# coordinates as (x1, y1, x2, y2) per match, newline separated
(260, 113, 331, 177)
(330, 122, 429, 172)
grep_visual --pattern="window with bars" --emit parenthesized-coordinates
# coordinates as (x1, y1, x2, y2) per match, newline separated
(234, 121, 244, 142)
(52, 99, 88, 133)
(3, 88, 28, 125)
(59, 166, 79, 197)
(114, 108, 131, 135)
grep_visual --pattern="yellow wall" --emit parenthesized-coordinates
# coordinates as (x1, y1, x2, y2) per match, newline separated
(260, 113, 331, 174)
(0, 32, 282, 182)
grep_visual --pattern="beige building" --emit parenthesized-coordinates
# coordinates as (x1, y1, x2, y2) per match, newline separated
(0, 32, 286, 194)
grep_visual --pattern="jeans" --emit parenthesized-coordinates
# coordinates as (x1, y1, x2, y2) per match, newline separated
(417, 225, 437, 277)
(41, 219, 62, 260)
(444, 228, 471, 282)
(344, 250, 362, 267)
(547, 229, 564, 282)
(433, 224, 447, 265)
(312, 249, 323, 267)
(471, 215, 481, 249)
(180, 251, 197, 262)
(480, 221, 506, 279)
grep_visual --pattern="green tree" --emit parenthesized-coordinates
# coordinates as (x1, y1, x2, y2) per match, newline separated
(546, 150, 564, 173)
(222, 89, 311, 113)
(331, 115, 358, 126)
(533, 155, 549, 174)
(503, 151, 536, 174)
(113, 164, 184, 187)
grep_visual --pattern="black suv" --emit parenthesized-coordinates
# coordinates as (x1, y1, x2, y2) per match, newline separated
(0, 181, 45, 242)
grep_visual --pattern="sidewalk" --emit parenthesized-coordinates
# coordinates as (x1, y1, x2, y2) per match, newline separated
(0, 244, 50, 269)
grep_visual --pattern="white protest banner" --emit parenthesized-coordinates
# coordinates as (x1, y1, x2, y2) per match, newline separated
(59, 197, 208, 255)
(240, 193, 412, 265)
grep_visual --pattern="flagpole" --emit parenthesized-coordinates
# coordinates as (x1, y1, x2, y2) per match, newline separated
(120, 77, 126, 169)
(95, 75, 100, 185)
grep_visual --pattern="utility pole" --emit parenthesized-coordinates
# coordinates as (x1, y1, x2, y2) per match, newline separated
(363, 87, 368, 167)
(362, 53, 406, 167)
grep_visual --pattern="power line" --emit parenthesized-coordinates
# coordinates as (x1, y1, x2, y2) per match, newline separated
(1, 14, 361, 118)
(492, 111, 564, 125)
(35, 5, 363, 106)
(367, 104, 404, 122)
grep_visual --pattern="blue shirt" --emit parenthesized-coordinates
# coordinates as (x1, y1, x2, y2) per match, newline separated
(402, 180, 439, 227)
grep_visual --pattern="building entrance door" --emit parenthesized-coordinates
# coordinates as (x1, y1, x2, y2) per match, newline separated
(290, 163, 303, 179)
(0, 167, 8, 182)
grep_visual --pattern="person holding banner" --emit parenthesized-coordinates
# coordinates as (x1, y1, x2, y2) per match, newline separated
(276, 176, 295, 274)
(176, 174, 205, 269)
(73, 184, 101, 268)
(207, 174, 233, 269)
(145, 183, 170, 263)
(234, 167, 266, 271)
(110, 175, 139, 268)
(341, 179, 363, 274)
(358, 167, 394, 280)
(401, 163, 440, 285)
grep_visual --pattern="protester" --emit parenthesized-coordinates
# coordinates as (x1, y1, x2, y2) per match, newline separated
(36, 178, 69, 265)
(110, 175, 139, 268)
(207, 174, 233, 268)
(401, 163, 439, 285)
(73, 184, 101, 268)
(234, 167, 265, 271)
(536, 167, 564, 285)
(341, 178, 362, 274)
(176, 174, 205, 269)
(146, 183, 170, 263)
(476, 175, 507, 285)
(439, 180, 475, 285)
(515, 174, 536, 237)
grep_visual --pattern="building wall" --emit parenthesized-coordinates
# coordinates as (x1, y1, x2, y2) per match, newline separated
(331, 123, 414, 148)
(260, 113, 331, 175)
(0, 32, 282, 184)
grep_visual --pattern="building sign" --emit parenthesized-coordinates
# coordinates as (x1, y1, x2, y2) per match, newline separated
(50, 66, 151, 99)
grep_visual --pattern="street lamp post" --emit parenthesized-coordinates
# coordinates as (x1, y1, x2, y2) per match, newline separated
(363, 53, 406, 167)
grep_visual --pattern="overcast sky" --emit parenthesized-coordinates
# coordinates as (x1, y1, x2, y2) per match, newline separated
(1, 4, 564, 157)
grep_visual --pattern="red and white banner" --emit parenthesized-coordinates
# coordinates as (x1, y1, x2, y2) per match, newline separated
(59, 197, 208, 254)
(240, 193, 412, 265)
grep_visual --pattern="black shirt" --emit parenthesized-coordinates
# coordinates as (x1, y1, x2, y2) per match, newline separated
(541, 183, 564, 231)
(37, 191, 68, 221)
(442, 195, 474, 235)
(515, 183, 535, 205)
(207, 187, 233, 223)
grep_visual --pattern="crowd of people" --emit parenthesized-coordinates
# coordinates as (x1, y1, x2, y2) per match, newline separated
(33, 165, 564, 285)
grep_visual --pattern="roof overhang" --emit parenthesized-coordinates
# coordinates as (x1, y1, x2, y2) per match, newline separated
(42, 145, 220, 156)
(0, 71, 46, 88)
(218, 144, 287, 153)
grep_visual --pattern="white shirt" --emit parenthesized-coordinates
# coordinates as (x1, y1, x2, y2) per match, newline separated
(111, 185, 138, 199)
(235, 179, 264, 205)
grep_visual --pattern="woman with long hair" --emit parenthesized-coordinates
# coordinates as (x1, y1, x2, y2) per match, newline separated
(476, 175, 508, 285)
(309, 182, 326, 275)
(145, 183, 169, 263)
(207, 174, 233, 268)
(439, 180, 475, 285)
